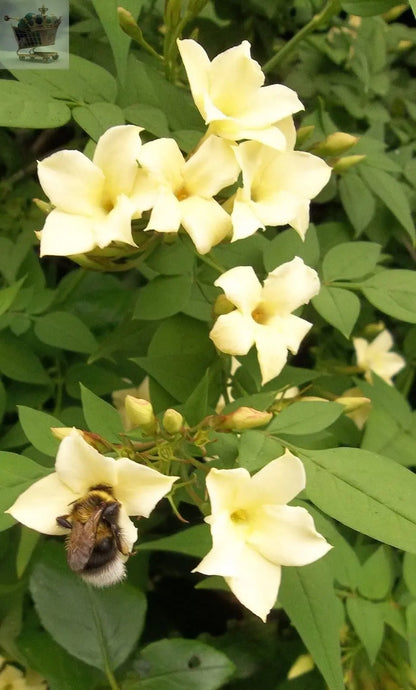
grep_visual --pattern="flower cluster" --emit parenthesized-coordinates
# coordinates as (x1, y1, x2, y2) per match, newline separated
(36, 40, 330, 258)
(9, 39, 338, 623)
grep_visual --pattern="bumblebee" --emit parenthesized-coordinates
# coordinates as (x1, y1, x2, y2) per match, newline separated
(56, 486, 131, 587)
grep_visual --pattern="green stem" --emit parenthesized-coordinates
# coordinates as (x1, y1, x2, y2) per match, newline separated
(85, 584, 120, 690)
(262, 0, 341, 74)
(197, 252, 226, 274)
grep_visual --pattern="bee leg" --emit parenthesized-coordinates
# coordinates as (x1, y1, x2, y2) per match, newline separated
(56, 515, 72, 529)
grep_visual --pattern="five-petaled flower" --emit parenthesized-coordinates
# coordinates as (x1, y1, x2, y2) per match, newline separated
(37, 125, 154, 257)
(231, 140, 331, 242)
(353, 329, 405, 385)
(6, 431, 178, 583)
(210, 257, 320, 384)
(194, 450, 331, 621)
(135, 135, 239, 254)
(177, 39, 303, 150)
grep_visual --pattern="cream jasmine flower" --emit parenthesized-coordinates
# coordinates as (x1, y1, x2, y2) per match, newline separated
(231, 140, 332, 241)
(37, 125, 153, 257)
(177, 39, 303, 149)
(136, 135, 239, 254)
(194, 450, 331, 621)
(6, 431, 178, 584)
(353, 330, 405, 385)
(210, 257, 320, 384)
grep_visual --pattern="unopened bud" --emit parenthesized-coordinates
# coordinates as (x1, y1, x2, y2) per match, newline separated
(311, 132, 358, 157)
(125, 396, 157, 433)
(335, 395, 371, 414)
(51, 427, 82, 440)
(162, 408, 183, 434)
(216, 407, 272, 431)
(117, 6, 143, 42)
(332, 154, 366, 173)
(364, 321, 385, 337)
(287, 654, 314, 680)
(33, 198, 53, 214)
(296, 125, 315, 147)
(382, 4, 407, 22)
(397, 39, 413, 52)
(213, 294, 235, 316)
(51, 427, 109, 452)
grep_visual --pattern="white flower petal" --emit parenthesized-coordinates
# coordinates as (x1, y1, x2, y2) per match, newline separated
(368, 329, 393, 355)
(118, 504, 138, 552)
(215, 265, 262, 313)
(231, 198, 264, 242)
(145, 188, 182, 233)
(38, 150, 104, 215)
(180, 197, 232, 254)
(271, 314, 313, 354)
(209, 41, 263, 114)
(250, 452, 306, 505)
(177, 39, 211, 118)
(56, 432, 117, 496)
(272, 150, 331, 199)
(194, 512, 245, 577)
(263, 257, 320, 314)
(210, 311, 256, 356)
(371, 352, 406, 382)
(6, 473, 77, 535)
(39, 210, 97, 257)
(93, 125, 143, 201)
(130, 169, 161, 213)
(139, 138, 184, 190)
(226, 545, 281, 621)
(289, 200, 311, 239)
(238, 84, 303, 129)
(254, 325, 289, 384)
(183, 136, 239, 197)
(205, 467, 251, 515)
(94, 194, 137, 248)
(353, 337, 369, 368)
(249, 505, 332, 567)
(115, 459, 178, 517)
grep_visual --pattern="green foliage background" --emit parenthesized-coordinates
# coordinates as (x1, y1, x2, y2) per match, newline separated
(1, 0, 416, 688)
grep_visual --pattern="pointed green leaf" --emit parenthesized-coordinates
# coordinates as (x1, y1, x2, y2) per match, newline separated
(34, 312, 97, 353)
(361, 269, 416, 322)
(80, 385, 124, 442)
(268, 402, 344, 435)
(346, 598, 384, 664)
(312, 287, 360, 338)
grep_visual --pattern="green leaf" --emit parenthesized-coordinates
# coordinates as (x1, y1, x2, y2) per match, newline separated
(34, 312, 97, 354)
(30, 547, 146, 672)
(359, 166, 415, 240)
(357, 546, 393, 600)
(0, 278, 25, 318)
(360, 270, 416, 322)
(124, 103, 170, 138)
(322, 242, 381, 282)
(410, 0, 416, 18)
(279, 560, 344, 690)
(91, 0, 143, 84)
(18, 406, 64, 457)
(0, 453, 49, 532)
(146, 237, 195, 276)
(346, 598, 384, 664)
(341, 0, 402, 15)
(404, 553, 416, 597)
(11, 55, 117, 104)
(140, 524, 211, 559)
(237, 431, 283, 472)
(0, 331, 50, 385)
(0, 81, 70, 128)
(358, 373, 412, 426)
(339, 172, 375, 234)
(80, 385, 124, 442)
(361, 407, 416, 467)
(301, 447, 416, 553)
(268, 402, 344, 435)
(406, 602, 416, 670)
(180, 371, 210, 427)
(312, 287, 360, 338)
(263, 225, 320, 272)
(16, 527, 40, 579)
(134, 275, 193, 320)
(123, 639, 235, 690)
(72, 103, 125, 141)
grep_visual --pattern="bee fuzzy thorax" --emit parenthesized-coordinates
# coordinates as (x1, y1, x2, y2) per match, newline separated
(57, 486, 131, 587)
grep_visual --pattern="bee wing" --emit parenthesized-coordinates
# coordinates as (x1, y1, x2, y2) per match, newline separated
(66, 509, 103, 572)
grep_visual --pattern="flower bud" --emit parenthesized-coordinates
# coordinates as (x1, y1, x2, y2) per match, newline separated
(33, 198, 53, 214)
(50, 427, 109, 452)
(335, 394, 371, 414)
(332, 154, 366, 173)
(216, 407, 272, 431)
(117, 6, 144, 43)
(125, 396, 157, 433)
(311, 132, 358, 157)
(287, 654, 314, 680)
(162, 408, 183, 434)
(51, 427, 82, 440)
(213, 294, 235, 316)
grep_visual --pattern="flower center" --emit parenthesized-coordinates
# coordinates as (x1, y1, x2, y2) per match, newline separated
(102, 198, 115, 213)
(230, 508, 249, 524)
(175, 185, 189, 202)
(251, 303, 271, 325)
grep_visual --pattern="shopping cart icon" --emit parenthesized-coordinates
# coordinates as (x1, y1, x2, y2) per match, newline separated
(4, 5, 61, 63)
